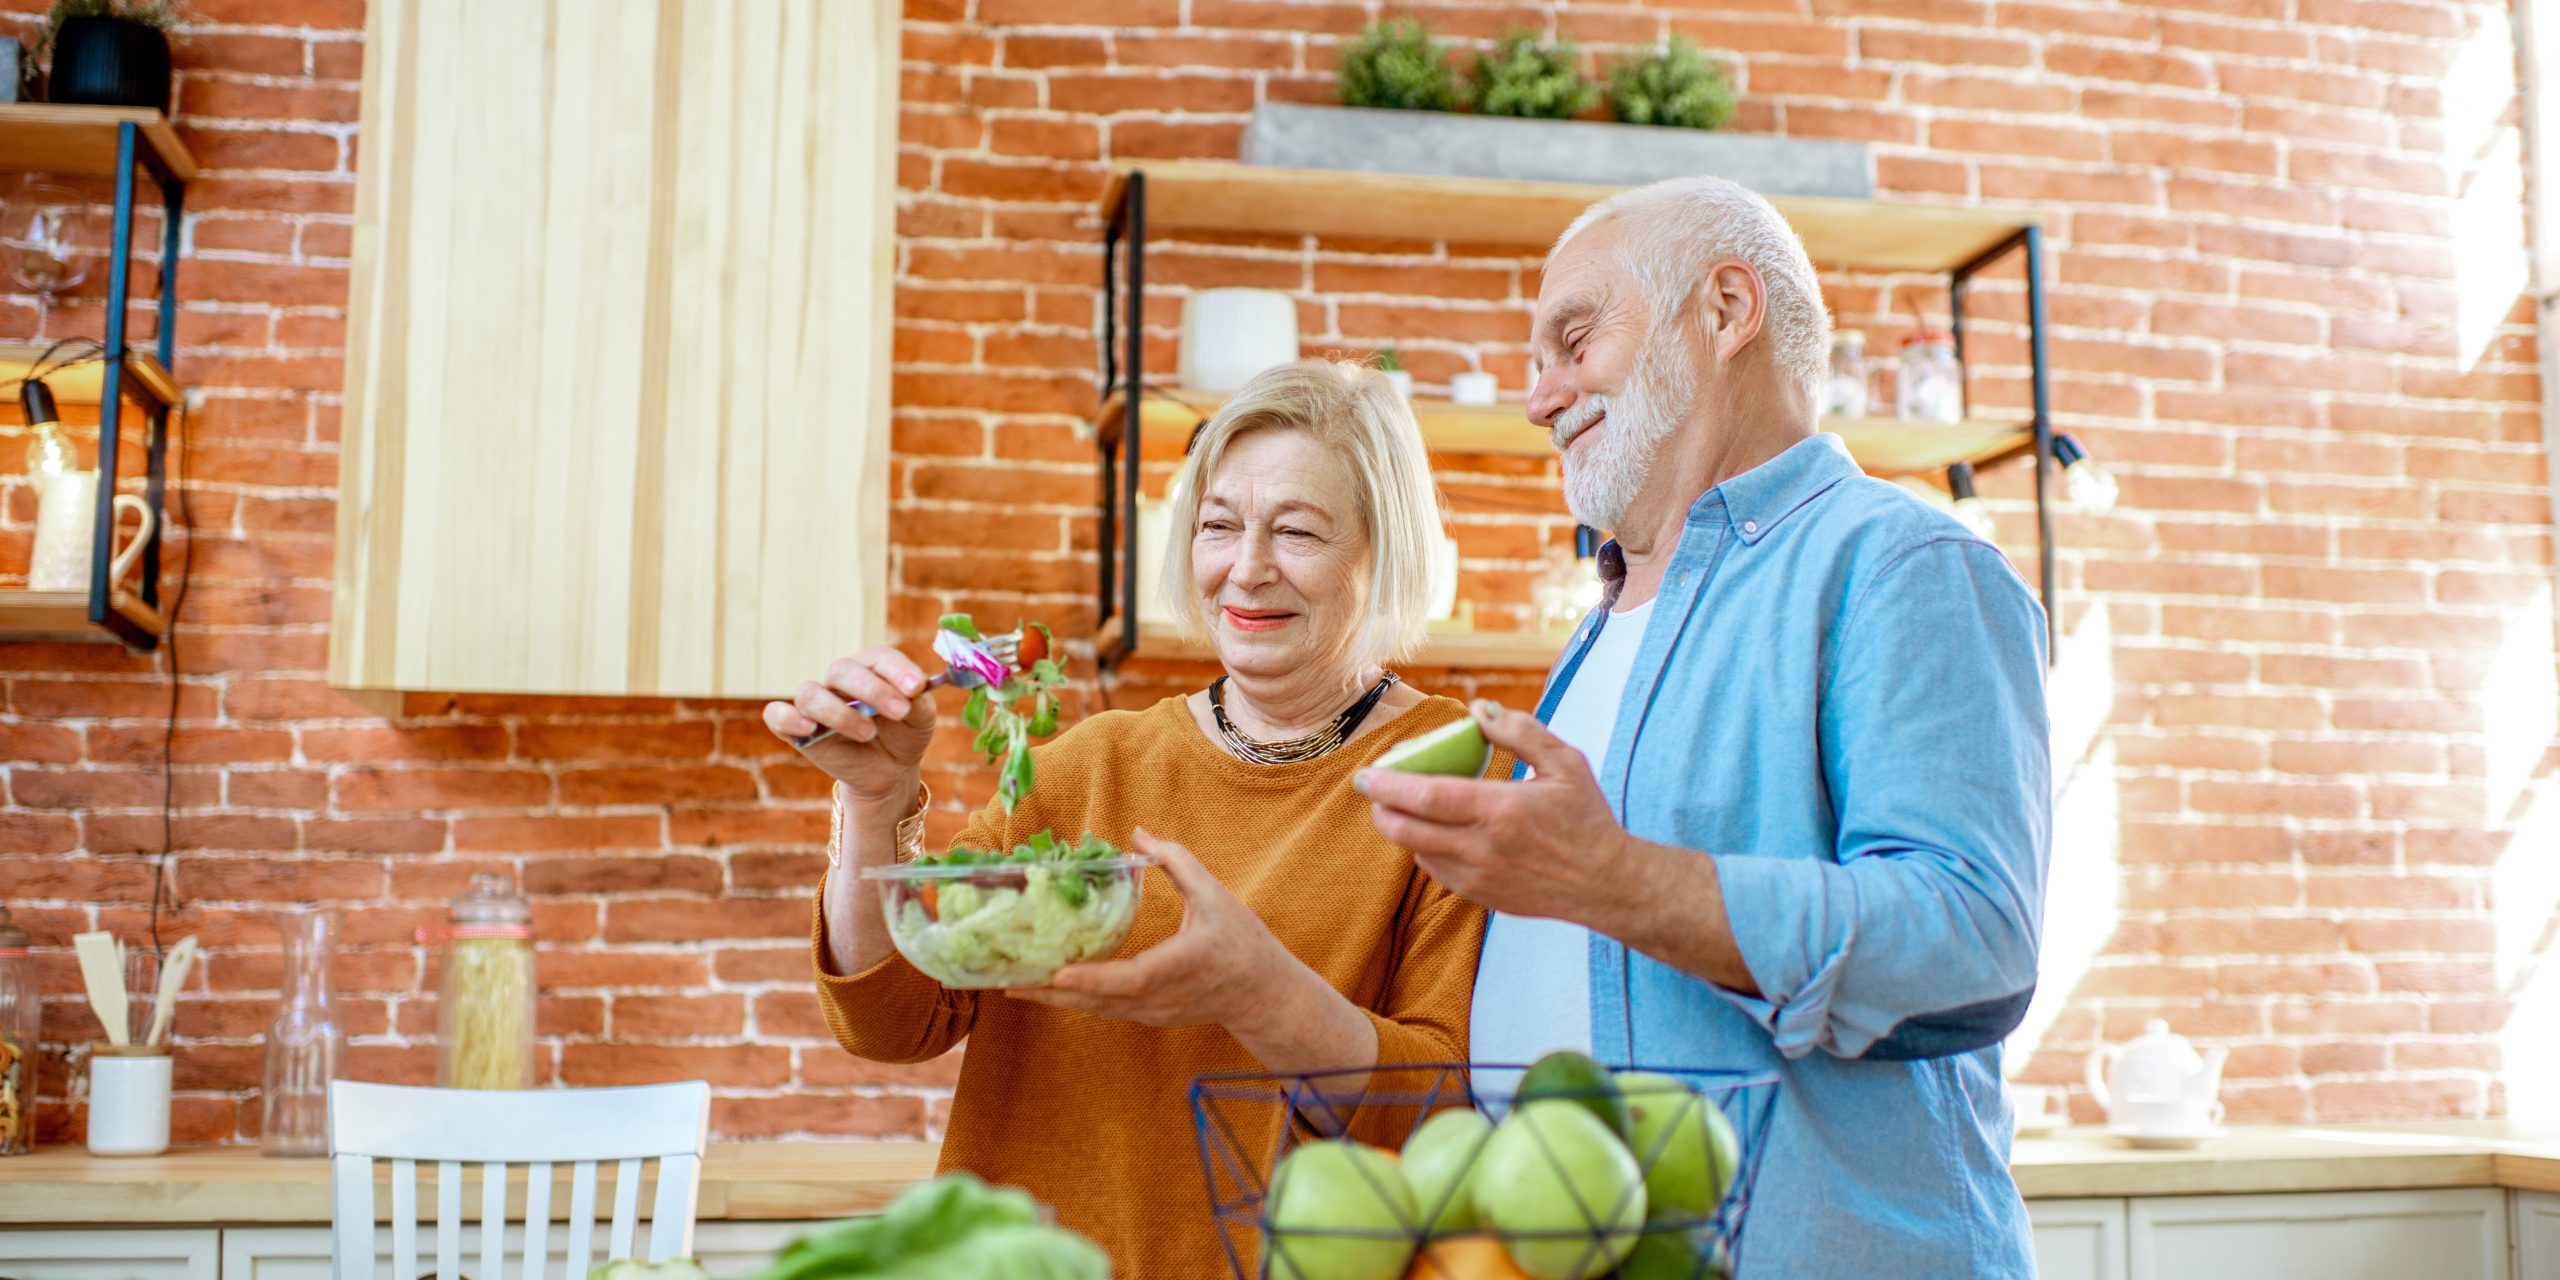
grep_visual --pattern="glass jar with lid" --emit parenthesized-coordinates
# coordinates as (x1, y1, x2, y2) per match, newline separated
(436, 874, 536, 1090)
(1896, 330, 1965, 424)
(1822, 330, 1869, 417)
(0, 906, 34, 1154)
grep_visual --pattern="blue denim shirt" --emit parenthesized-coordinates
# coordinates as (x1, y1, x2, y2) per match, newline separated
(1527, 433, 2050, 1277)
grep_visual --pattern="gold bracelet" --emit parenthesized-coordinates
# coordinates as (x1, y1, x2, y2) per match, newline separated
(894, 782, 931, 863)
(829, 781, 932, 867)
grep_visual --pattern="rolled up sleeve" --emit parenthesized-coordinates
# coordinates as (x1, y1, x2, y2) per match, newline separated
(1710, 538, 2051, 1061)
(810, 784, 1031, 1065)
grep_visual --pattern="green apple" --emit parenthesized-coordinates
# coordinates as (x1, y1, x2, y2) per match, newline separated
(1263, 1139, 1418, 1280)
(1473, 1100, 1646, 1280)
(1517, 1050, 1632, 1146)
(1615, 1070, 1741, 1221)
(1401, 1108, 1494, 1236)
(1375, 716, 1491, 777)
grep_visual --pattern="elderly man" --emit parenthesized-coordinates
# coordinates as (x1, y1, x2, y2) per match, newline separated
(1358, 175, 2050, 1275)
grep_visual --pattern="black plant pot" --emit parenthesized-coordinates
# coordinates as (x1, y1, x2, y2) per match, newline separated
(48, 16, 171, 113)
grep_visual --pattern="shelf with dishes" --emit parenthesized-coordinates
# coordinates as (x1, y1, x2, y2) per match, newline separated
(0, 105, 195, 651)
(1092, 161, 2057, 669)
(1096, 386, 2035, 478)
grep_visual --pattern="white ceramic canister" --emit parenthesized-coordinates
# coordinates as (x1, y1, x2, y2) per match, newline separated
(88, 1044, 172, 1156)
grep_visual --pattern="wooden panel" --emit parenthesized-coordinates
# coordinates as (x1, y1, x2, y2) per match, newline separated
(331, 0, 898, 699)
(0, 104, 197, 181)
(1112, 162, 2031, 271)
(1099, 617, 1564, 671)
(1102, 388, 2029, 476)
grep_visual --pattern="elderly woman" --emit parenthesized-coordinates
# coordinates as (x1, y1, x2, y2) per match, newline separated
(764, 358, 1495, 1276)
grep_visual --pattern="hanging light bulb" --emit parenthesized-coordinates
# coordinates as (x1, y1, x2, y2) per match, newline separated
(19, 376, 73, 487)
(1944, 462, 1996, 541)
(2053, 434, 2118, 513)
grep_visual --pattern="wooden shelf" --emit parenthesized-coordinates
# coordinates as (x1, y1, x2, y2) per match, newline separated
(1100, 388, 2032, 478)
(1109, 162, 2032, 272)
(0, 587, 166, 645)
(0, 104, 197, 181)
(1098, 388, 1544, 458)
(1098, 616, 1565, 671)
(0, 342, 180, 413)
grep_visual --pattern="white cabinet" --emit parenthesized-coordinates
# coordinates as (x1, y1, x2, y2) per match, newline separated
(218, 1221, 760, 1279)
(2029, 1197, 2128, 1280)
(2518, 1190, 2560, 1280)
(2129, 1188, 2507, 1280)
(0, 1229, 221, 1280)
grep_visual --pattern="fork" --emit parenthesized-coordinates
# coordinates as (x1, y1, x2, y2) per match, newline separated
(790, 629, 1021, 749)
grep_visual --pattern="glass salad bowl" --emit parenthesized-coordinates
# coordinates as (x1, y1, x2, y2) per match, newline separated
(861, 837, 1151, 989)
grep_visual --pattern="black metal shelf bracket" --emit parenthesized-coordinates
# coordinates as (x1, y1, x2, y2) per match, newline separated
(80, 117, 186, 650)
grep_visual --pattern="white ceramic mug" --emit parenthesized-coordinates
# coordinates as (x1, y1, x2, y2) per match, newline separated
(2122, 1095, 2222, 1136)
(30, 470, 155, 593)
(2010, 1082, 2069, 1131)
(87, 1046, 172, 1156)
(1449, 370, 1500, 406)
(1177, 288, 1298, 392)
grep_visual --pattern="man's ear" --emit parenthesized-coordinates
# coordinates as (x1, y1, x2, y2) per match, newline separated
(1698, 258, 1768, 365)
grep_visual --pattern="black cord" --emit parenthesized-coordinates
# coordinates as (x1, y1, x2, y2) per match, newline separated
(149, 395, 191, 957)
(6, 338, 105, 396)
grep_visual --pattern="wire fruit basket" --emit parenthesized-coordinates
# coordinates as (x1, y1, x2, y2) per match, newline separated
(1191, 1060, 1779, 1280)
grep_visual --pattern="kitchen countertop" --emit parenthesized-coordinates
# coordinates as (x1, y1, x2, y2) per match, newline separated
(2011, 1119, 2560, 1199)
(5, 1121, 2558, 1225)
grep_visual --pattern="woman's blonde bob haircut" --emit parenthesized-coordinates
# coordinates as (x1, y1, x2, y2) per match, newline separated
(1158, 358, 1442, 666)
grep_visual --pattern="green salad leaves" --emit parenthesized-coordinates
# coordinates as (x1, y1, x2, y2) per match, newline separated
(943, 612, 1064, 814)
(749, 1173, 1109, 1280)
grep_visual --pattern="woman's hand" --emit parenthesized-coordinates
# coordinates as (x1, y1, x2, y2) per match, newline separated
(763, 646, 938, 807)
(1010, 830, 1296, 1031)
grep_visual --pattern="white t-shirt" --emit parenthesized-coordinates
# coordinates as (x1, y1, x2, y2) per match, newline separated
(1470, 597, 1654, 1077)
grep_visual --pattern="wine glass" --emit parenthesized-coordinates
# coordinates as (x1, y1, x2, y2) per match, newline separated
(1, 180, 94, 320)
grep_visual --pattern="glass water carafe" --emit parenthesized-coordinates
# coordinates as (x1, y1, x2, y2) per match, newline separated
(261, 906, 346, 1157)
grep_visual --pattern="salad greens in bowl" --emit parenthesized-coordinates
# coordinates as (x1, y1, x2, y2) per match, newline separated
(862, 832, 1150, 988)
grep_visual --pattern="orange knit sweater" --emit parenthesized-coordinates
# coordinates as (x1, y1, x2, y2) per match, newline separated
(812, 693, 1492, 1278)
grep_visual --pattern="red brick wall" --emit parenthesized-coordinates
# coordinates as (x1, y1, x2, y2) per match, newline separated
(1, 0, 2552, 1143)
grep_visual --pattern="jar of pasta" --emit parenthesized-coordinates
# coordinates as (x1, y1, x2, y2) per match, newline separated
(0, 906, 34, 1154)
(436, 874, 535, 1090)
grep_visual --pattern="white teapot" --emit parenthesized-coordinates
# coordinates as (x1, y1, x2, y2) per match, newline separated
(2086, 1019, 2227, 1132)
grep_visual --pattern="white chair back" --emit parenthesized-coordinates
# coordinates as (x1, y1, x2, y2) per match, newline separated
(328, 1079, 712, 1280)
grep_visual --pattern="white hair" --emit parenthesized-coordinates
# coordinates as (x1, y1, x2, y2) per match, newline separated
(1552, 175, 1831, 398)
(1158, 358, 1441, 666)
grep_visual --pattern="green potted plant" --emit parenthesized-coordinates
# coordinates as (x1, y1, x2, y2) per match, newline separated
(1246, 22, 1868, 196)
(1334, 18, 1460, 113)
(1374, 349, 1412, 400)
(1608, 35, 1738, 130)
(39, 0, 180, 113)
(1462, 30, 1598, 120)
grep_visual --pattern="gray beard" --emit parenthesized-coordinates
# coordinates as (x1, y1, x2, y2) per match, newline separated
(1562, 341, 1697, 532)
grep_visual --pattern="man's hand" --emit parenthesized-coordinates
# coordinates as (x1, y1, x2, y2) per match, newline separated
(1359, 699, 1759, 994)
(1355, 699, 1632, 921)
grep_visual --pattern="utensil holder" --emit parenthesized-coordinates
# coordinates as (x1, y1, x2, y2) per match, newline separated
(88, 1043, 172, 1156)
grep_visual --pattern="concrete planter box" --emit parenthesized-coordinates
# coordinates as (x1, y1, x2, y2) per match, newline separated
(1242, 102, 1872, 198)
